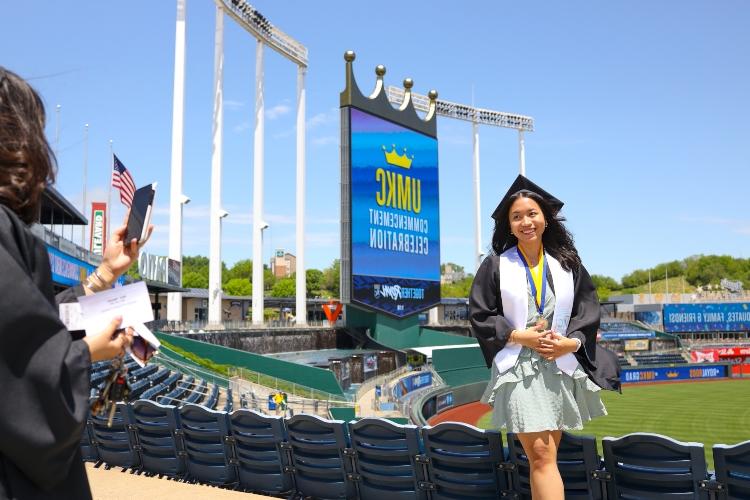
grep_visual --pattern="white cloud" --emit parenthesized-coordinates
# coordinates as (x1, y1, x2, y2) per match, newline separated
(224, 99, 245, 111)
(266, 103, 291, 120)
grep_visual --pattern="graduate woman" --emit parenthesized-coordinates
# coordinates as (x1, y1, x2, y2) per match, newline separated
(0, 67, 150, 499)
(470, 175, 619, 500)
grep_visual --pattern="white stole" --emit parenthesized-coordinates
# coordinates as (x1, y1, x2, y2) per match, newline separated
(494, 246, 579, 376)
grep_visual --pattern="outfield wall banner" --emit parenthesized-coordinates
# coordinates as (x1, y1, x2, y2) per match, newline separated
(89, 202, 107, 255)
(393, 372, 433, 398)
(436, 391, 454, 412)
(663, 303, 750, 332)
(622, 365, 728, 384)
(347, 107, 440, 317)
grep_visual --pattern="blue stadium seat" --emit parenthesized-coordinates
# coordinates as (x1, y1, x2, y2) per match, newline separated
(420, 422, 511, 499)
(229, 409, 292, 495)
(178, 403, 237, 486)
(204, 384, 220, 409)
(80, 417, 99, 462)
(184, 379, 208, 405)
(507, 431, 605, 499)
(223, 387, 233, 412)
(89, 402, 140, 469)
(713, 440, 750, 499)
(129, 364, 158, 382)
(141, 383, 168, 401)
(348, 417, 427, 500)
(285, 414, 355, 499)
(147, 368, 170, 387)
(602, 432, 711, 499)
(128, 379, 151, 400)
(128, 400, 185, 477)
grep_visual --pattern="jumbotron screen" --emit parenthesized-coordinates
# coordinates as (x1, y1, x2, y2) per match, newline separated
(348, 107, 441, 317)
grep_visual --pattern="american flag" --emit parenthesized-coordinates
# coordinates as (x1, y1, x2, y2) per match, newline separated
(112, 154, 136, 208)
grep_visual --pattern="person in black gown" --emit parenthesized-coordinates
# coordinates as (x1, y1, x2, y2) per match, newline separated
(469, 175, 620, 499)
(0, 66, 151, 499)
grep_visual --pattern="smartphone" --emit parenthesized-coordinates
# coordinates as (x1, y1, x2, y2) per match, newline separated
(125, 183, 157, 244)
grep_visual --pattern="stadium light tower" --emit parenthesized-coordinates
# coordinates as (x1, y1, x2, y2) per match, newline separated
(387, 86, 534, 272)
(168, 0, 187, 322)
(212, 0, 309, 326)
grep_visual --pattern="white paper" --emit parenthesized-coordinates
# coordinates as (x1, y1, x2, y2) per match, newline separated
(77, 281, 154, 336)
(59, 302, 85, 331)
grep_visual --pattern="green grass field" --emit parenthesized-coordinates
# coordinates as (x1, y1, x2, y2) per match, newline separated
(477, 379, 750, 469)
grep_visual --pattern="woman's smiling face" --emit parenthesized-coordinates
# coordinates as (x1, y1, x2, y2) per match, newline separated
(509, 196, 545, 244)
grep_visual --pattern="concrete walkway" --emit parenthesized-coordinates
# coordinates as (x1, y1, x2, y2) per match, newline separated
(86, 463, 274, 499)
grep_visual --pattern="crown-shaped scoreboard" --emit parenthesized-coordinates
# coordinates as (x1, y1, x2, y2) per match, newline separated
(340, 51, 441, 319)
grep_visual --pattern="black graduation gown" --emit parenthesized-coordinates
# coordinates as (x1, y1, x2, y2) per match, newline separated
(0, 205, 92, 499)
(469, 254, 621, 392)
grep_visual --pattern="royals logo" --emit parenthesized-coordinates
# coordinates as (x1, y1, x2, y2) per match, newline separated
(374, 284, 402, 300)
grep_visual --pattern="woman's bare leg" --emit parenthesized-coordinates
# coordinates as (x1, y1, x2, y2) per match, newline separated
(517, 430, 563, 499)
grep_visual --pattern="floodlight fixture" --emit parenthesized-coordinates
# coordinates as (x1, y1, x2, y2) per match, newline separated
(180, 194, 191, 205)
(386, 85, 534, 132)
(217, 0, 308, 67)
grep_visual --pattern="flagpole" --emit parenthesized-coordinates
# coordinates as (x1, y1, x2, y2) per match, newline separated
(107, 140, 113, 241)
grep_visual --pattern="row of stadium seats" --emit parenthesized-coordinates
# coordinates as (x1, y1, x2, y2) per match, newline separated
(81, 403, 750, 499)
(632, 352, 688, 365)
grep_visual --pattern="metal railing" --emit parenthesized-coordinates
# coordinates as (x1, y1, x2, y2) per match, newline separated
(155, 318, 333, 332)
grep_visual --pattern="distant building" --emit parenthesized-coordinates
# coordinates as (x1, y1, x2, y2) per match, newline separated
(441, 263, 466, 284)
(271, 249, 296, 278)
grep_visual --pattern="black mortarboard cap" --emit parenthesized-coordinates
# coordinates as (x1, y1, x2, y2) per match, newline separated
(491, 174, 564, 221)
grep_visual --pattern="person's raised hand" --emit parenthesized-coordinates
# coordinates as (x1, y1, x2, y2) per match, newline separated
(536, 332, 579, 361)
(99, 212, 154, 282)
(83, 316, 134, 362)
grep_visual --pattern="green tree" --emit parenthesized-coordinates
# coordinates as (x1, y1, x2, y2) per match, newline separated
(223, 277, 252, 296)
(306, 268, 324, 297)
(182, 270, 208, 289)
(591, 274, 620, 291)
(271, 278, 296, 297)
(322, 259, 340, 298)
(224, 259, 252, 282)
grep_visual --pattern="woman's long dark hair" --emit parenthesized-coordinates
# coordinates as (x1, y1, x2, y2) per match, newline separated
(0, 67, 56, 224)
(491, 190, 581, 272)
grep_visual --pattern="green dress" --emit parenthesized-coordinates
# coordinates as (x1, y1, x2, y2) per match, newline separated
(480, 282, 607, 433)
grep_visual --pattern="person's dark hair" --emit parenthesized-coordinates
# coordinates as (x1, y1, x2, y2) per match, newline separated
(491, 190, 581, 271)
(0, 67, 56, 224)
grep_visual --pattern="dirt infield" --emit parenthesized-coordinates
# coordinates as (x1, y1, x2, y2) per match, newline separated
(86, 463, 274, 499)
(427, 401, 491, 426)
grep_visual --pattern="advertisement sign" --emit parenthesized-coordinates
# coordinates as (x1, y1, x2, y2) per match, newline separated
(600, 331, 655, 341)
(663, 303, 750, 333)
(47, 244, 125, 288)
(393, 372, 433, 398)
(167, 258, 181, 287)
(622, 365, 728, 384)
(624, 339, 650, 351)
(436, 392, 454, 412)
(347, 107, 441, 317)
(47, 245, 90, 287)
(691, 347, 750, 363)
(363, 353, 378, 373)
(635, 310, 663, 327)
(89, 202, 107, 255)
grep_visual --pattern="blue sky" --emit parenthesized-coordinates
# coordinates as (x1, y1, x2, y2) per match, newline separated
(2, 1, 748, 282)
